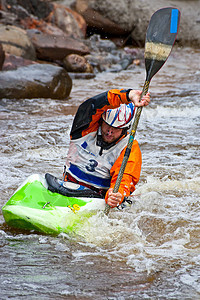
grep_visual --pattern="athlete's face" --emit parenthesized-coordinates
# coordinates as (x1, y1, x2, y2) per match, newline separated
(101, 121, 123, 144)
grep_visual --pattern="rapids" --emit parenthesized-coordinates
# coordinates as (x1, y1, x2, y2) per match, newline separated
(0, 47, 200, 299)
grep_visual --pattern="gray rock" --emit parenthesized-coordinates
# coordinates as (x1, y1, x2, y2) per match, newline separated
(0, 64, 72, 99)
(74, 0, 128, 36)
(74, 0, 200, 47)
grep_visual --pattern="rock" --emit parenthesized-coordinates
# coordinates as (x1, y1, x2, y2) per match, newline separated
(129, 0, 200, 47)
(0, 9, 19, 26)
(133, 59, 141, 66)
(0, 44, 5, 70)
(84, 35, 138, 72)
(27, 30, 90, 61)
(0, 25, 36, 60)
(2, 54, 37, 71)
(58, 0, 75, 7)
(47, 3, 87, 39)
(74, 0, 200, 47)
(63, 54, 93, 73)
(20, 16, 68, 36)
(0, 64, 72, 99)
(88, 34, 117, 52)
(66, 6, 87, 36)
(74, 0, 128, 36)
(4, 0, 53, 20)
(68, 72, 96, 79)
(2, 0, 86, 38)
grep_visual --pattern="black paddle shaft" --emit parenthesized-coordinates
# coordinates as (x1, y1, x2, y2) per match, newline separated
(104, 7, 180, 215)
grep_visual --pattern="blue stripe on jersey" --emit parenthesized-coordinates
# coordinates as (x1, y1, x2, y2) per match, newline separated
(69, 163, 111, 188)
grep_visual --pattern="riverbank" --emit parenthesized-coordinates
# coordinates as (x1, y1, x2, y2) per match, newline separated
(0, 0, 199, 100)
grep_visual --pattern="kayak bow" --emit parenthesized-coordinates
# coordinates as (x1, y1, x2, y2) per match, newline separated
(2, 174, 105, 234)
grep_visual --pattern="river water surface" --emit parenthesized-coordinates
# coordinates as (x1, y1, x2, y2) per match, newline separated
(0, 47, 200, 299)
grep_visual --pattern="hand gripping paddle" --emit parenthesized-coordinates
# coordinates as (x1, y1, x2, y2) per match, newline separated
(104, 7, 180, 215)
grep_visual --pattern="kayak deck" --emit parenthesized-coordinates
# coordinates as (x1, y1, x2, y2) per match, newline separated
(2, 174, 105, 234)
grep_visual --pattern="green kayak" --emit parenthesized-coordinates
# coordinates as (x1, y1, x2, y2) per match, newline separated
(2, 174, 105, 235)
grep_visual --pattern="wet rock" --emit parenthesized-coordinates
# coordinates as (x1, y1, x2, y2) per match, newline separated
(66, 6, 87, 37)
(129, 0, 200, 47)
(88, 34, 117, 52)
(0, 44, 5, 70)
(68, 72, 95, 79)
(84, 35, 139, 72)
(0, 9, 19, 26)
(74, 0, 200, 47)
(63, 54, 93, 73)
(2, 0, 86, 38)
(47, 3, 86, 39)
(74, 0, 128, 36)
(2, 54, 37, 71)
(0, 25, 36, 60)
(27, 30, 90, 61)
(20, 16, 68, 36)
(4, 0, 53, 20)
(0, 64, 72, 99)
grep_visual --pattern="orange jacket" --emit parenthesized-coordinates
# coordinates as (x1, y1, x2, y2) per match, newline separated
(70, 89, 142, 204)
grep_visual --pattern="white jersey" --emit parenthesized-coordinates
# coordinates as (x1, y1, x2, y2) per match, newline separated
(65, 130, 129, 189)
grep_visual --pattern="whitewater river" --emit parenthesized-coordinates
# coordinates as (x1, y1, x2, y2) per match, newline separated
(0, 47, 199, 299)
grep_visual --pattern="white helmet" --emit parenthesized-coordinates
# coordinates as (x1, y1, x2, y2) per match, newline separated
(102, 103, 135, 128)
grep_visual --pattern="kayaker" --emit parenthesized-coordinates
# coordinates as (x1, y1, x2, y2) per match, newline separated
(63, 89, 150, 208)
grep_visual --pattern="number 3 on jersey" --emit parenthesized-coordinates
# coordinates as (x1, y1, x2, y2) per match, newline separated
(86, 159, 98, 172)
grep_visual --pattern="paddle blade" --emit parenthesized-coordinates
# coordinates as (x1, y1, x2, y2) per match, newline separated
(145, 7, 180, 81)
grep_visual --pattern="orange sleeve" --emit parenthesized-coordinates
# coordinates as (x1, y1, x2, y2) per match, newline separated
(70, 89, 132, 139)
(105, 140, 142, 204)
(107, 89, 131, 107)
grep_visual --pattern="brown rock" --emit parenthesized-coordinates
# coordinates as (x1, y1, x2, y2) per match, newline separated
(63, 54, 93, 73)
(65, 7, 87, 37)
(0, 43, 5, 70)
(74, 0, 128, 36)
(20, 16, 66, 37)
(0, 25, 36, 60)
(2, 53, 37, 71)
(68, 72, 95, 79)
(47, 3, 87, 39)
(27, 30, 90, 61)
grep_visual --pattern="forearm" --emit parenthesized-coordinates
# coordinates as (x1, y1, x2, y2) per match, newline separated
(106, 142, 142, 206)
(70, 89, 132, 139)
(106, 173, 136, 205)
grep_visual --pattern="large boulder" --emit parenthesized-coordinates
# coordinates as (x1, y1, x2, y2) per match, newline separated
(128, 0, 200, 47)
(2, 0, 86, 38)
(4, 0, 53, 20)
(2, 54, 37, 71)
(47, 3, 87, 39)
(0, 25, 36, 60)
(74, 0, 200, 47)
(74, 0, 128, 36)
(27, 30, 90, 61)
(0, 64, 72, 99)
